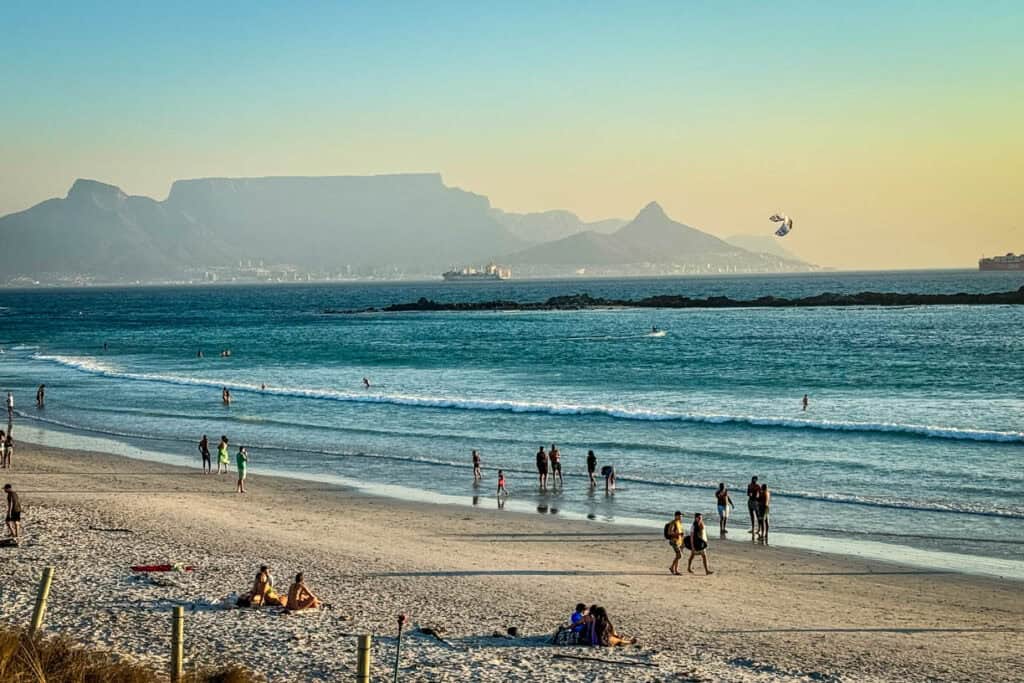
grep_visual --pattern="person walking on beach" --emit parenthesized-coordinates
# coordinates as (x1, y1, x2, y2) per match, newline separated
(6, 392, 13, 420)
(497, 469, 508, 497)
(236, 446, 249, 494)
(4, 484, 21, 543)
(687, 512, 713, 575)
(35, 384, 45, 409)
(472, 449, 482, 482)
(217, 436, 229, 475)
(715, 483, 734, 536)
(198, 435, 211, 474)
(586, 450, 597, 487)
(802, 394, 809, 411)
(747, 476, 760, 536)
(549, 443, 563, 487)
(758, 484, 771, 542)
(1, 434, 12, 470)
(536, 446, 549, 490)
(666, 510, 685, 575)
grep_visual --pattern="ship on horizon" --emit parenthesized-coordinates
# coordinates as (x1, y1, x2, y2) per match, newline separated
(442, 263, 511, 281)
(978, 253, 1024, 271)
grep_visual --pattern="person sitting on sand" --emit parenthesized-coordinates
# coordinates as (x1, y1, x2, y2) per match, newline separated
(687, 512, 713, 575)
(285, 572, 321, 612)
(590, 606, 637, 647)
(571, 603, 588, 635)
(248, 564, 286, 607)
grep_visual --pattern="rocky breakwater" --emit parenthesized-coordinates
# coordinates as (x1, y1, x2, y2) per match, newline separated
(325, 287, 1024, 314)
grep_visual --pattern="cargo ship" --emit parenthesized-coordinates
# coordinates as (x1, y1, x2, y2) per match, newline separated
(978, 253, 1024, 271)
(442, 263, 511, 281)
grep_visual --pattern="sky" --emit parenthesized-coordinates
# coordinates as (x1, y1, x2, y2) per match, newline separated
(1, 1, 1021, 269)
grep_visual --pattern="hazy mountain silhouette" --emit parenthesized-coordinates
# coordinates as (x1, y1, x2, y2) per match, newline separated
(0, 179, 230, 279)
(491, 208, 625, 244)
(505, 202, 810, 273)
(165, 174, 523, 271)
(0, 177, 811, 282)
(0, 174, 524, 280)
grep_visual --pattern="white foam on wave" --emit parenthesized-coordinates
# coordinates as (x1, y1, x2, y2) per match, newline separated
(32, 353, 1024, 444)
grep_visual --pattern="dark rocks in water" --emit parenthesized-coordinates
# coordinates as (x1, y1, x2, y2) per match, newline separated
(323, 287, 1024, 315)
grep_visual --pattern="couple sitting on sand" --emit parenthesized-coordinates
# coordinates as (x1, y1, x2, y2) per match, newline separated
(557, 603, 637, 647)
(240, 565, 323, 612)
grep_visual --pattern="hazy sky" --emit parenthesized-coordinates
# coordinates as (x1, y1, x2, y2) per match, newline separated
(1, 1, 1021, 268)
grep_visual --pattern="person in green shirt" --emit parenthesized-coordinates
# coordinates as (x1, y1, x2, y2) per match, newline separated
(235, 446, 248, 494)
(217, 436, 229, 475)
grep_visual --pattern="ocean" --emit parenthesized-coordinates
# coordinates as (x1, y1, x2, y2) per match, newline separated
(2, 270, 1022, 578)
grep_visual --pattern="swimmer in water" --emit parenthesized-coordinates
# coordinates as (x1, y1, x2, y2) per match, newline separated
(802, 394, 809, 411)
(362, 377, 371, 389)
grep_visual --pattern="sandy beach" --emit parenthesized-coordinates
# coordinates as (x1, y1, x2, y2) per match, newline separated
(1, 442, 1022, 682)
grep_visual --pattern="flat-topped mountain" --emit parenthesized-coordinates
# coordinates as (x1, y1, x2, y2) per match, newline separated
(0, 176, 813, 283)
(0, 174, 524, 280)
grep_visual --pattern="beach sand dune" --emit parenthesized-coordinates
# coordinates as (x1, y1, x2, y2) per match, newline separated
(1, 444, 1022, 682)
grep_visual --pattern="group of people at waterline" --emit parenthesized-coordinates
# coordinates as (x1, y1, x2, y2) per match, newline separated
(197, 434, 248, 493)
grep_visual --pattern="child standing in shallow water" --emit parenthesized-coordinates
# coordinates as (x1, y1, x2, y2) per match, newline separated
(496, 469, 508, 497)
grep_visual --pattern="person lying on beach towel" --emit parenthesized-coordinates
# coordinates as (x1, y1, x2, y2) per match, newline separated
(246, 564, 286, 607)
(285, 572, 321, 612)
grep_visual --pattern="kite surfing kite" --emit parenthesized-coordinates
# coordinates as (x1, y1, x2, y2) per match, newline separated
(770, 213, 793, 237)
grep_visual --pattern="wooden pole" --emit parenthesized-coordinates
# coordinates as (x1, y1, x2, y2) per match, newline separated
(356, 634, 372, 683)
(29, 566, 54, 635)
(170, 606, 184, 683)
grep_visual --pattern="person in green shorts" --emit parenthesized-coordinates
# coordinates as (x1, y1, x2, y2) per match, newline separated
(217, 435, 230, 475)
(236, 446, 248, 494)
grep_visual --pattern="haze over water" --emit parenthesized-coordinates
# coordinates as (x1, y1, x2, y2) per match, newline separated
(2, 270, 1022, 577)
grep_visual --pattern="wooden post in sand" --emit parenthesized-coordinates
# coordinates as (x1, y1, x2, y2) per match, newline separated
(170, 606, 185, 683)
(356, 634, 372, 682)
(29, 566, 55, 635)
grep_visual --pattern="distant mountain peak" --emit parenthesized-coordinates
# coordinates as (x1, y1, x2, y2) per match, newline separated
(67, 178, 127, 209)
(636, 201, 667, 220)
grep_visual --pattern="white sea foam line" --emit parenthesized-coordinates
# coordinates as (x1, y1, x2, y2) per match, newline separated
(32, 353, 1024, 444)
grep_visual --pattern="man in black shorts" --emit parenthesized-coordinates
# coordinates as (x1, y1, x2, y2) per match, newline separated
(198, 434, 212, 474)
(586, 450, 597, 487)
(536, 446, 548, 490)
(5, 483, 21, 543)
(746, 476, 760, 536)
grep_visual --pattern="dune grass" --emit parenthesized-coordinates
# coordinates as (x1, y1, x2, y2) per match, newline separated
(0, 627, 256, 683)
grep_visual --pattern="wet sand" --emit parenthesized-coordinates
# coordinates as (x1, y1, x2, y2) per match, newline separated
(1, 443, 1022, 682)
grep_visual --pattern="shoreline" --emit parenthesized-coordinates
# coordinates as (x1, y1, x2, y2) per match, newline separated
(15, 420, 1024, 582)
(2, 442, 1022, 681)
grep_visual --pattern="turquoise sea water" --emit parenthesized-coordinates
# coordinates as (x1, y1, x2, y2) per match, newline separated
(1, 270, 1022, 578)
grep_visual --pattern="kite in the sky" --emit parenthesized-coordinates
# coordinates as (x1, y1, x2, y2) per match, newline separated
(769, 213, 793, 237)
